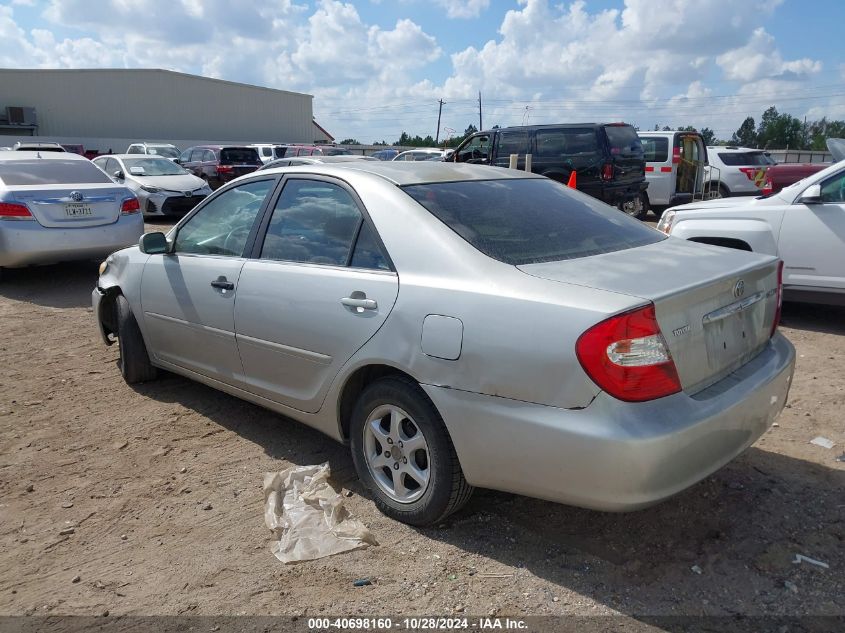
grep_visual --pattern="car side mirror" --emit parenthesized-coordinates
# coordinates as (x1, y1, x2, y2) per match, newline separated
(797, 184, 822, 204)
(113, 170, 124, 180)
(139, 232, 171, 255)
(173, 158, 181, 165)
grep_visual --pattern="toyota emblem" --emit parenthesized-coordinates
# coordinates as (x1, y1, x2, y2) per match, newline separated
(733, 279, 745, 298)
(69, 191, 83, 202)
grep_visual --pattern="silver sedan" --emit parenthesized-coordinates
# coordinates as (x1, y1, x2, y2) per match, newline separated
(92, 162, 795, 525)
(93, 155, 212, 217)
(1, 151, 143, 276)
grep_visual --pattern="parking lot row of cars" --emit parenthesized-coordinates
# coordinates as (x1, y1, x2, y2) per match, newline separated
(2, 119, 843, 527)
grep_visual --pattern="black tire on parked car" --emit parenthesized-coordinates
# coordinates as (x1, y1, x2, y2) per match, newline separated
(115, 294, 158, 384)
(619, 193, 649, 220)
(350, 375, 473, 526)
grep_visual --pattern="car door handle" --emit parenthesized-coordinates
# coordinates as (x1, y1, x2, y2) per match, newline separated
(210, 278, 235, 290)
(341, 296, 378, 310)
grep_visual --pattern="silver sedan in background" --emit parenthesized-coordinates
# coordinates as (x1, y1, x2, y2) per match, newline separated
(93, 162, 794, 526)
(93, 155, 211, 217)
(1, 151, 142, 277)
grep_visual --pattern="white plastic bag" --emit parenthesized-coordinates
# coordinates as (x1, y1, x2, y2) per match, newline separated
(263, 463, 377, 563)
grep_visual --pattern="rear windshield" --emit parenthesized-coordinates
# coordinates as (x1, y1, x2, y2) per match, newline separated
(402, 179, 664, 265)
(147, 146, 179, 159)
(718, 151, 775, 166)
(604, 125, 644, 158)
(220, 148, 261, 164)
(0, 159, 113, 185)
(639, 137, 669, 162)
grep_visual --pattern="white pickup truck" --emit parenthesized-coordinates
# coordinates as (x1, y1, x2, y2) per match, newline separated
(657, 159, 845, 305)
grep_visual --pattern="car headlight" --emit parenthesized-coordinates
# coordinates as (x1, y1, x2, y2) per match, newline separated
(140, 185, 161, 193)
(98, 259, 109, 275)
(657, 210, 676, 234)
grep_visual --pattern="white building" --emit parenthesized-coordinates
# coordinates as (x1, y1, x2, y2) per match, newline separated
(0, 68, 317, 152)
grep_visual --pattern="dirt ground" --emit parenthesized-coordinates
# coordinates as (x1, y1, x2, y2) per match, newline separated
(0, 218, 843, 623)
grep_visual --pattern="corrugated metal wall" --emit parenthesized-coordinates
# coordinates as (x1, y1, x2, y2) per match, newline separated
(0, 69, 314, 143)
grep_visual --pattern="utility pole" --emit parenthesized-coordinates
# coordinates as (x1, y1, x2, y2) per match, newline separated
(435, 99, 444, 144)
(478, 91, 483, 131)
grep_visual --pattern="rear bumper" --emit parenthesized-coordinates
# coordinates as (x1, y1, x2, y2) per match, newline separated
(0, 215, 143, 267)
(423, 333, 795, 511)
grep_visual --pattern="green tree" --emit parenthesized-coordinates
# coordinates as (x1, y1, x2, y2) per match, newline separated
(756, 106, 804, 149)
(699, 127, 716, 145)
(463, 124, 478, 136)
(339, 138, 361, 145)
(731, 117, 757, 147)
(808, 118, 845, 151)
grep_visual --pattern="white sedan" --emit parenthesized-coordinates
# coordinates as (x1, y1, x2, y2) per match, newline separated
(0, 151, 143, 277)
(659, 159, 845, 305)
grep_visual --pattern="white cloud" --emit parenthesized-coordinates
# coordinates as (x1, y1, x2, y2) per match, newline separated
(434, 0, 489, 19)
(717, 28, 821, 82)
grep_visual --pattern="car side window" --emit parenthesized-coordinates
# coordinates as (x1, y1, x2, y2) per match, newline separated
(819, 172, 845, 203)
(174, 179, 274, 256)
(204, 150, 216, 163)
(350, 221, 390, 270)
(106, 158, 120, 176)
(260, 179, 365, 266)
(456, 135, 490, 162)
(189, 149, 204, 163)
(180, 149, 193, 163)
(496, 131, 528, 159)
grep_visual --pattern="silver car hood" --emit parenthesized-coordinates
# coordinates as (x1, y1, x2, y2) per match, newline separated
(130, 174, 205, 192)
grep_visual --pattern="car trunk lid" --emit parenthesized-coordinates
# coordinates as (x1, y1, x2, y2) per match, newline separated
(519, 238, 780, 394)
(11, 183, 127, 228)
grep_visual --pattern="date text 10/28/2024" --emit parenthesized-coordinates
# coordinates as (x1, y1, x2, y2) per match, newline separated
(307, 618, 528, 630)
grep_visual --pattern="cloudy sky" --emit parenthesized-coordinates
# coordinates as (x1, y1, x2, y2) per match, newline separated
(1, 0, 843, 143)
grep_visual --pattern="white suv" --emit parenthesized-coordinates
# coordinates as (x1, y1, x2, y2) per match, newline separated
(126, 143, 181, 162)
(704, 146, 776, 198)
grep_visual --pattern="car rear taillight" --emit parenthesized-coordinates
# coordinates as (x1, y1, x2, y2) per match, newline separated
(672, 146, 681, 165)
(217, 165, 234, 173)
(0, 202, 33, 219)
(120, 197, 140, 214)
(601, 163, 614, 181)
(576, 304, 682, 402)
(771, 260, 784, 337)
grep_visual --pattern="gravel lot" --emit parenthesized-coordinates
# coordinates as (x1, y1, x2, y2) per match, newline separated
(0, 218, 842, 622)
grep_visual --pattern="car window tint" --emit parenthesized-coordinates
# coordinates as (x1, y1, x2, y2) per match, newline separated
(260, 180, 363, 266)
(350, 221, 390, 270)
(403, 178, 664, 265)
(174, 179, 273, 256)
(221, 148, 260, 164)
(0, 159, 114, 185)
(717, 152, 775, 166)
(640, 137, 669, 162)
(604, 125, 643, 157)
(536, 128, 599, 159)
(819, 171, 845, 203)
(496, 131, 529, 159)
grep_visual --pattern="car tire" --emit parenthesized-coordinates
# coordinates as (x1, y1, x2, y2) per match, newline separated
(619, 193, 648, 220)
(350, 376, 473, 526)
(115, 294, 158, 384)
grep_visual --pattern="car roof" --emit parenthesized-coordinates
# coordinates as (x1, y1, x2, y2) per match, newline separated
(707, 146, 764, 152)
(0, 151, 87, 162)
(98, 154, 174, 160)
(258, 161, 545, 186)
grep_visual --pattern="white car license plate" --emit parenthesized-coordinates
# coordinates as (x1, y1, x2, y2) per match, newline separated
(65, 203, 93, 217)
